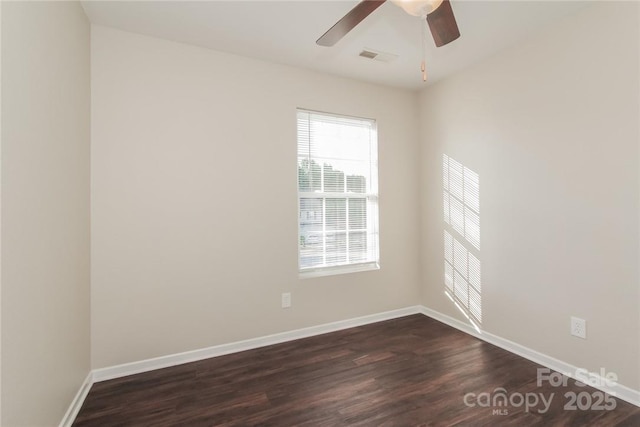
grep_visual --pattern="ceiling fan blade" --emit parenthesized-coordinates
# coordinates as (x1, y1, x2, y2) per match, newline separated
(316, 0, 387, 47)
(427, 0, 460, 47)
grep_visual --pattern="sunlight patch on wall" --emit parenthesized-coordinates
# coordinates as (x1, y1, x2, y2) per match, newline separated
(443, 154, 481, 328)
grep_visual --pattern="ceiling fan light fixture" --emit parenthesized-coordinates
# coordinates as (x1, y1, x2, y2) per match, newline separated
(391, 0, 444, 17)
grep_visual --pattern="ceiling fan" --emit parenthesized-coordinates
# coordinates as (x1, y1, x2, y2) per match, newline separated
(317, 0, 460, 50)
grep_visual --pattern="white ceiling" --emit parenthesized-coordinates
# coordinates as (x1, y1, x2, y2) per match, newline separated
(82, 0, 591, 90)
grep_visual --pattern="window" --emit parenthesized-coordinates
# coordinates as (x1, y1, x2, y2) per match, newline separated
(297, 109, 379, 277)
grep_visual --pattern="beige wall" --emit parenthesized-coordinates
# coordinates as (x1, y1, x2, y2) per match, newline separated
(90, 26, 421, 368)
(1, 2, 636, 421)
(1, 2, 91, 425)
(0, 1, 4, 422)
(419, 2, 640, 390)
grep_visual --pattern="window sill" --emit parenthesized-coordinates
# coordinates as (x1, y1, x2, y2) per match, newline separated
(299, 262, 380, 279)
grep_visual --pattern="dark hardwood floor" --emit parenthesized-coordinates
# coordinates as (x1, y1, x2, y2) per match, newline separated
(74, 315, 640, 426)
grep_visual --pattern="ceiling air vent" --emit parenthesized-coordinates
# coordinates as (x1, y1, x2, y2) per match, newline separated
(359, 50, 378, 59)
(358, 48, 398, 63)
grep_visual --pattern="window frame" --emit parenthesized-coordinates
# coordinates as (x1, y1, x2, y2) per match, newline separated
(296, 109, 380, 279)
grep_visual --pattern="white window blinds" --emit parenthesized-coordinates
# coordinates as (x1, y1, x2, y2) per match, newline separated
(297, 109, 379, 277)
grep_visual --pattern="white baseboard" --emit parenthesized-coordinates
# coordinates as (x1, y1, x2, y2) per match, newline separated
(92, 305, 422, 382)
(419, 305, 640, 408)
(62, 303, 640, 426)
(59, 371, 93, 427)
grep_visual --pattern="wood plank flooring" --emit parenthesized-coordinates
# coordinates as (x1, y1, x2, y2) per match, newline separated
(74, 315, 640, 426)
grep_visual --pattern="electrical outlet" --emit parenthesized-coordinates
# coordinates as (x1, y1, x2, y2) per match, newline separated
(281, 292, 291, 308)
(571, 316, 586, 339)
